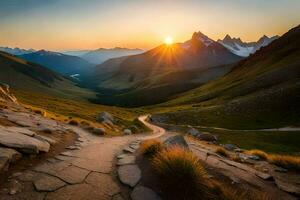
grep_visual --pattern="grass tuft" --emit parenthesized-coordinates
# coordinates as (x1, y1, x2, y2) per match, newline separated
(215, 147, 229, 157)
(268, 154, 300, 170)
(246, 149, 268, 160)
(152, 146, 211, 200)
(140, 139, 163, 157)
(68, 119, 79, 126)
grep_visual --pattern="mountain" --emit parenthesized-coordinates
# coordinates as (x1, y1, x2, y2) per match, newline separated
(152, 25, 300, 129)
(19, 50, 93, 77)
(81, 47, 144, 64)
(62, 50, 91, 57)
(0, 51, 96, 100)
(0, 47, 36, 55)
(89, 32, 242, 106)
(218, 35, 279, 57)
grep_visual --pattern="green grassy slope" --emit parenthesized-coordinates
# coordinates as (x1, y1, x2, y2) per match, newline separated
(149, 25, 300, 129)
(0, 51, 96, 101)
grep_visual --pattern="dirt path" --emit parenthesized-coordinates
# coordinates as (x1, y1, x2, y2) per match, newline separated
(0, 115, 165, 200)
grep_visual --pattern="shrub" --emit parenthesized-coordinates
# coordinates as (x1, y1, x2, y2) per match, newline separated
(216, 147, 229, 157)
(246, 149, 268, 160)
(68, 120, 79, 126)
(268, 154, 300, 170)
(152, 146, 211, 200)
(140, 139, 163, 157)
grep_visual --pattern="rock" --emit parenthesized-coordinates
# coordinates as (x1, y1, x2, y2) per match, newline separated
(275, 177, 300, 196)
(66, 145, 80, 150)
(117, 155, 136, 165)
(96, 112, 114, 123)
(249, 155, 260, 161)
(91, 128, 105, 135)
(0, 130, 50, 154)
(117, 154, 128, 159)
(4, 126, 36, 137)
(187, 128, 200, 136)
(131, 186, 161, 200)
(197, 133, 217, 142)
(0, 83, 18, 103)
(274, 167, 288, 173)
(8, 179, 22, 195)
(164, 135, 188, 148)
(34, 135, 56, 145)
(223, 144, 237, 151)
(102, 119, 114, 126)
(55, 165, 90, 184)
(118, 165, 141, 187)
(0, 147, 22, 163)
(123, 129, 132, 135)
(123, 146, 136, 153)
(112, 194, 124, 200)
(34, 174, 66, 192)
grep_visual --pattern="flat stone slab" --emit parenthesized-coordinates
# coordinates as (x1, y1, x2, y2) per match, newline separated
(131, 186, 161, 200)
(123, 146, 136, 153)
(35, 135, 56, 145)
(34, 174, 66, 192)
(117, 154, 128, 159)
(117, 155, 136, 165)
(66, 145, 81, 150)
(55, 165, 89, 184)
(0, 157, 8, 171)
(130, 144, 139, 150)
(0, 129, 50, 154)
(118, 165, 141, 187)
(85, 172, 120, 196)
(4, 126, 36, 136)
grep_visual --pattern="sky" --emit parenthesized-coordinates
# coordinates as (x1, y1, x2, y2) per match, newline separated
(0, 0, 299, 51)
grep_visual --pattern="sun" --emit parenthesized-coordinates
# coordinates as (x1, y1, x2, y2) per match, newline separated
(164, 36, 173, 45)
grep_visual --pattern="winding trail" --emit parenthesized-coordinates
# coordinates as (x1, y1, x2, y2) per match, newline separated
(0, 115, 165, 200)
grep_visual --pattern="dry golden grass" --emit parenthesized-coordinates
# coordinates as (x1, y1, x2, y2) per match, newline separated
(152, 146, 212, 200)
(215, 147, 229, 157)
(268, 154, 300, 170)
(246, 149, 268, 160)
(140, 139, 163, 157)
(68, 119, 79, 126)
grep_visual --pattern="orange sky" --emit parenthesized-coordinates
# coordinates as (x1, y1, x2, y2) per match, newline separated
(0, 0, 299, 51)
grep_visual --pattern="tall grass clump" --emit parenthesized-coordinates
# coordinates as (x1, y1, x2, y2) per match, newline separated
(215, 147, 229, 157)
(246, 149, 268, 160)
(268, 154, 300, 170)
(140, 139, 163, 157)
(152, 146, 211, 200)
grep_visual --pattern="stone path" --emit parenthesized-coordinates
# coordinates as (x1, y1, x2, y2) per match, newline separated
(0, 115, 165, 200)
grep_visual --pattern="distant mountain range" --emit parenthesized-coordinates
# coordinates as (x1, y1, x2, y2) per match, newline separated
(79, 47, 144, 64)
(19, 50, 93, 77)
(154, 25, 300, 129)
(218, 35, 279, 57)
(0, 47, 36, 55)
(0, 51, 95, 100)
(89, 31, 242, 106)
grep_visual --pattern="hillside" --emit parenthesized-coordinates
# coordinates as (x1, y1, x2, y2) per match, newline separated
(150, 25, 300, 129)
(90, 32, 242, 106)
(0, 51, 96, 101)
(19, 50, 93, 76)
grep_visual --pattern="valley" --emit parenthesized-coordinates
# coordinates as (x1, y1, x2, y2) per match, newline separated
(0, 1, 299, 199)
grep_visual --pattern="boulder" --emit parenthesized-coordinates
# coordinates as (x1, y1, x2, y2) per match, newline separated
(117, 165, 141, 187)
(0, 147, 22, 163)
(123, 129, 132, 135)
(164, 135, 188, 148)
(96, 112, 114, 123)
(0, 129, 50, 154)
(91, 128, 106, 135)
(224, 144, 237, 151)
(197, 132, 217, 141)
(131, 186, 161, 200)
(187, 128, 200, 136)
(0, 83, 18, 103)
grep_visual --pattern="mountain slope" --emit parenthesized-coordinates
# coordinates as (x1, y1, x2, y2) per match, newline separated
(19, 50, 93, 76)
(0, 51, 96, 101)
(82, 47, 144, 64)
(151, 25, 300, 129)
(218, 35, 279, 57)
(0, 47, 36, 55)
(90, 32, 242, 106)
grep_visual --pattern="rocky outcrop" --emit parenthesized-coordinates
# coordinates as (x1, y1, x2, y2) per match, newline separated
(96, 112, 114, 124)
(0, 83, 18, 103)
(164, 135, 189, 148)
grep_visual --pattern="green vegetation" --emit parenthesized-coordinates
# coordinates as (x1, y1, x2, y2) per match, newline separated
(147, 25, 300, 129)
(140, 139, 163, 157)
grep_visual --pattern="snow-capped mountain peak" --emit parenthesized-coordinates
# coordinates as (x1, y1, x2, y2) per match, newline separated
(192, 31, 215, 46)
(218, 34, 279, 57)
